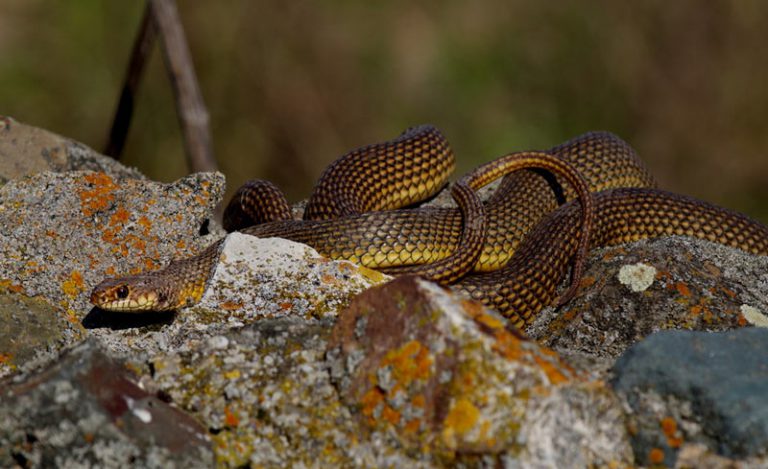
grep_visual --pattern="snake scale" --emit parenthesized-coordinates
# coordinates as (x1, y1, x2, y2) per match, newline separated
(91, 126, 768, 329)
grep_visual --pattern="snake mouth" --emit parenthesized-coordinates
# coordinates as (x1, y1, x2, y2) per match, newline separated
(89, 277, 169, 312)
(91, 291, 161, 312)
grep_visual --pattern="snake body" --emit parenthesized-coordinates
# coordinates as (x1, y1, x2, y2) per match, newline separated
(90, 126, 768, 328)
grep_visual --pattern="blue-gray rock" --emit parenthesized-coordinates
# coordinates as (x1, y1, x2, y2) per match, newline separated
(611, 328, 768, 466)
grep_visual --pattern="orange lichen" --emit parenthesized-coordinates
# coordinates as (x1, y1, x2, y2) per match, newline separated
(321, 274, 336, 285)
(675, 282, 691, 297)
(109, 207, 131, 226)
(661, 417, 683, 448)
(0, 353, 12, 364)
(533, 355, 570, 385)
(279, 302, 293, 311)
(380, 340, 433, 390)
(381, 405, 401, 425)
(220, 301, 244, 311)
(648, 447, 665, 464)
(224, 406, 239, 427)
(404, 418, 422, 434)
(489, 329, 525, 361)
(138, 215, 152, 230)
(579, 276, 596, 288)
(360, 387, 385, 421)
(79, 172, 118, 216)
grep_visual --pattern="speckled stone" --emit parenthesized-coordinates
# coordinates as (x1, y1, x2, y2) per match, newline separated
(611, 328, 768, 467)
(328, 276, 633, 466)
(0, 170, 224, 317)
(528, 236, 768, 359)
(0, 116, 144, 181)
(194, 233, 389, 321)
(0, 339, 213, 468)
(0, 291, 82, 378)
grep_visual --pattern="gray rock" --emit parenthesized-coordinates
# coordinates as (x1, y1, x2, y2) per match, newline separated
(327, 276, 633, 467)
(528, 236, 768, 360)
(0, 170, 223, 316)
(149, 317, 433, 468)
(0, 116, 144, 181)
(611, 328, 768, 466)
(0, 291, 82, 379)
(0, 339, 213, 468)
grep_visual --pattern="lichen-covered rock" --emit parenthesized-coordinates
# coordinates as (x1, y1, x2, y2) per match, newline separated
(0, 339, 213, 468)
(0, 290, 83, 378)
(327, 276, 633, 466)
(0, 170, 224, 317)
(611, 328, 768, 467)
(148, 318, 432, 468)
(194, 233, 389, 321)
(0, 116, 144, 181)
(529, 236, 768, 359)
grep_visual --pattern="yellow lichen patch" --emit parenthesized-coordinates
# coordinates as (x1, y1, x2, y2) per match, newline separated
(357, 265, 386, 284)
(442, 398, 480, 445)
(380, 340, 433, 390)
(79, 172, 118, 216)
(533, 355, 570, 385)
(61, 270, 85, 299)
(224, 370, 241, 380)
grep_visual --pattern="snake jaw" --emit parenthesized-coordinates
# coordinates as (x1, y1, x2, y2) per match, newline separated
(90, 275, 175, 312)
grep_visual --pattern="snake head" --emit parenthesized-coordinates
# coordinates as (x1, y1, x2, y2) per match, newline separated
(90, 275, 175, 312)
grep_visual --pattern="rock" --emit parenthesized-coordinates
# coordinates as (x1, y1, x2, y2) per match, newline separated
(0, 170, 224, 316)
(611, 328, 768, 467)
(528, 236, 768, 359)
(0, 116, 143, 181)
(0, 290, 83, 379)
(194, 233, 389, 321)
(149, 317, 432, 468)
(327, 276, 633, 466)
(0, 339, 213, 468)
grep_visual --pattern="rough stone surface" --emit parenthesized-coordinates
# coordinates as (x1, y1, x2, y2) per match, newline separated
(328, 276, 633, 466)
(0, 116, 144, 181)
(611, 328, 768, 466)
(0, 170, 224, 316)
(528, 236, 768, 359)
(0, 290, 82, 378)
(195, 233, 389, 321)
(149, 317, 437, 468)
(0, 339, 213, 468)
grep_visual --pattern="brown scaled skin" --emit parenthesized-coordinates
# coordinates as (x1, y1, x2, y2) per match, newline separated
(90, 126, 768, 329)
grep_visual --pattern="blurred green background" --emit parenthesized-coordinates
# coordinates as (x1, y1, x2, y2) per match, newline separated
(1, 1, 767, 222)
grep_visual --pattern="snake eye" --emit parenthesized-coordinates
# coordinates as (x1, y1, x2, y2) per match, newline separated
(116, 285, 129, 299)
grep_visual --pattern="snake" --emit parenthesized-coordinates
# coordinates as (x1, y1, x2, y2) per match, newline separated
(90, 126, 768, 329)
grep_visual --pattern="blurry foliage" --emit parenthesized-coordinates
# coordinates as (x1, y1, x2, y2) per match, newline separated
(0, 0, 767, 221)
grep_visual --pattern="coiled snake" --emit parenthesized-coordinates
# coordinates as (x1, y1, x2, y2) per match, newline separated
(91, 126, 768, 329)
